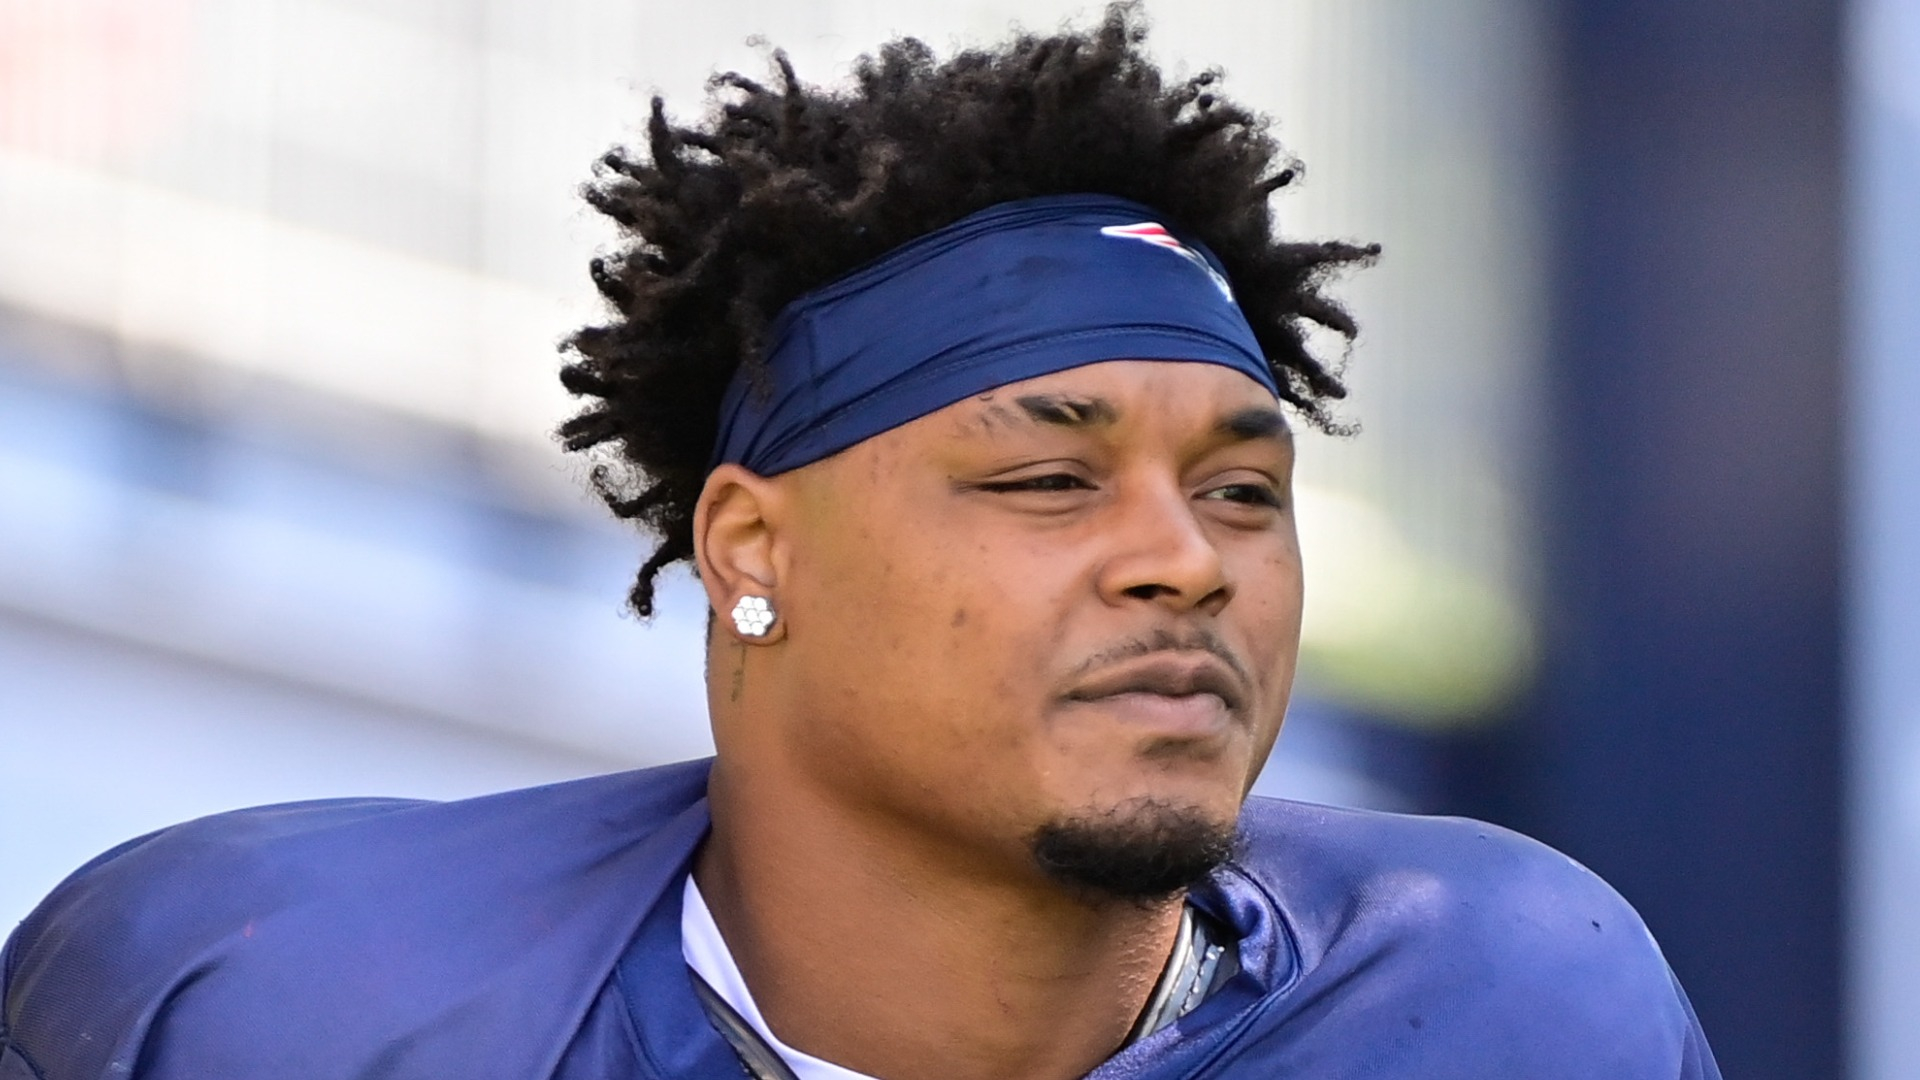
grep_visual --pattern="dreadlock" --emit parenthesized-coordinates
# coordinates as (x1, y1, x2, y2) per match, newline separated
(559, 3, 1378, 617)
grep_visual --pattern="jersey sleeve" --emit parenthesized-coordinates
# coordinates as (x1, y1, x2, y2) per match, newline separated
(0, 801, 419, 1080)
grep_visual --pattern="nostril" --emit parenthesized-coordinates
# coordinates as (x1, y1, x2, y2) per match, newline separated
(1123, 583, 1174, 600)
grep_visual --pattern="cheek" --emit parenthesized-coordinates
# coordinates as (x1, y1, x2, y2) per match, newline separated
(1233, 540, 1306, 690)
(781, 496, 1062, 781)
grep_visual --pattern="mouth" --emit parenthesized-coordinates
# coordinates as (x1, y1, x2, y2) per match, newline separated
(1059, 653, 1249, 733)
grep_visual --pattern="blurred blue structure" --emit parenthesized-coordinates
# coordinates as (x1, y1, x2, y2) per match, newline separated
(1482, 3, 1848, 1078)
(1410, 6, 1920, 1078)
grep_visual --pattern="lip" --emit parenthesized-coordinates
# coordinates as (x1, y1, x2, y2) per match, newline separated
(1060, 653, 1249, 728)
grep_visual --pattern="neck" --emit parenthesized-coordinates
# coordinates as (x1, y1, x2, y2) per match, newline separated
(696, 755, 1184, 1080)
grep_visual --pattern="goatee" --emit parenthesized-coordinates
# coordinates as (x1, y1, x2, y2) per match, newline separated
(1028, 798, 1241, 904)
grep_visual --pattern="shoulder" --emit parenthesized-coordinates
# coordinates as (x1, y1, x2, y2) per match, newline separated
(1236, 796, 1639, 939)
(1224, 799, 1718, 1078)
(0, 759, 712, 1080)
(6, 759, 711, 969)
(1, 797, 423, 1076)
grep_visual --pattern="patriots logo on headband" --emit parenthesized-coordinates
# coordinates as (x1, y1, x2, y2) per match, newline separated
(1099, 222, 1236, 302)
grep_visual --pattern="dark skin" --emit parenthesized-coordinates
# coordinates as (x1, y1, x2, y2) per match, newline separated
(692, 359, 1303, 1080)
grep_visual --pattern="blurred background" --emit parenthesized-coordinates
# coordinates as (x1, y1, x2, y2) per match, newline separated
(0, 0, 1907, 1076)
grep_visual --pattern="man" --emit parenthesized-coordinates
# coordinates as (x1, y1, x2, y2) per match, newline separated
(1, 8, 1719, 1079)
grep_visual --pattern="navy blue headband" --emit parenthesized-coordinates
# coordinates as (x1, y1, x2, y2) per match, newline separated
(711, 193, 1277, 476)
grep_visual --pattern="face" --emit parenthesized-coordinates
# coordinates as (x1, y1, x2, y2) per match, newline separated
(719, 359, 1303, 891)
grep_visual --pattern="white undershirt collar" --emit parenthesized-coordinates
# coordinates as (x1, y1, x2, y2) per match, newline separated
(682, 875, 882, 1080)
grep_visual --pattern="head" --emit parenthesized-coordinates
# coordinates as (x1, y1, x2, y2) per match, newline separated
(561, 5, 1374, 905)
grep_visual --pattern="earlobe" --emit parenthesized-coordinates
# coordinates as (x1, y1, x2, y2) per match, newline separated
(694, 464, 788, 644)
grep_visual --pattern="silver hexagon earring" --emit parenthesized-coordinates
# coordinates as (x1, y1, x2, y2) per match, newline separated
(730, 595, 775, 637)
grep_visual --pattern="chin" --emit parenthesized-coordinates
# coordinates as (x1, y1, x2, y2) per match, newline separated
(1118, 742, 1258, 814)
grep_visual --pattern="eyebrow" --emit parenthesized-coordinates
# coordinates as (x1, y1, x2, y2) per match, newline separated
(1013, 394, 1119, 428)
(1216, 406, 1291, 442)
(993, 395, 1289, 443)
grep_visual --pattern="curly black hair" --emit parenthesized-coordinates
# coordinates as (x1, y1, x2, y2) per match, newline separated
(559, 3, 1378, 617)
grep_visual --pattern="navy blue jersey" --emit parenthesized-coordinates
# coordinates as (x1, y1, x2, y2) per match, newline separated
(0, 759, 1719, 1079)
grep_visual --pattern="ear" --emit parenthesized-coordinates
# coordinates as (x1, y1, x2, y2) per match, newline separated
(694, 463, 789, 645)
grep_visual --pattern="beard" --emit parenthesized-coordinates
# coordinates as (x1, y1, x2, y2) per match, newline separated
(1027, 798, 1241, 904)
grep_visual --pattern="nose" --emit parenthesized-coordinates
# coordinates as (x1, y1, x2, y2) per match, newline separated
(1095, 480, 1232, 615)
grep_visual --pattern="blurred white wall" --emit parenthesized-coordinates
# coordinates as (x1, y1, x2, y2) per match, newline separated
(1849, 1, 1920, 1076)
(0, 0, 1552, 929)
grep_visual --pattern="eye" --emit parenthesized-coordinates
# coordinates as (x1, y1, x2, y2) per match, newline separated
(976, 472, 1095, 494)
(1202, 481, 1285, 509)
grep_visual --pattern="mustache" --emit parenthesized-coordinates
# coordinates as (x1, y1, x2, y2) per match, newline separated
(1067, 628, 1253, 688)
